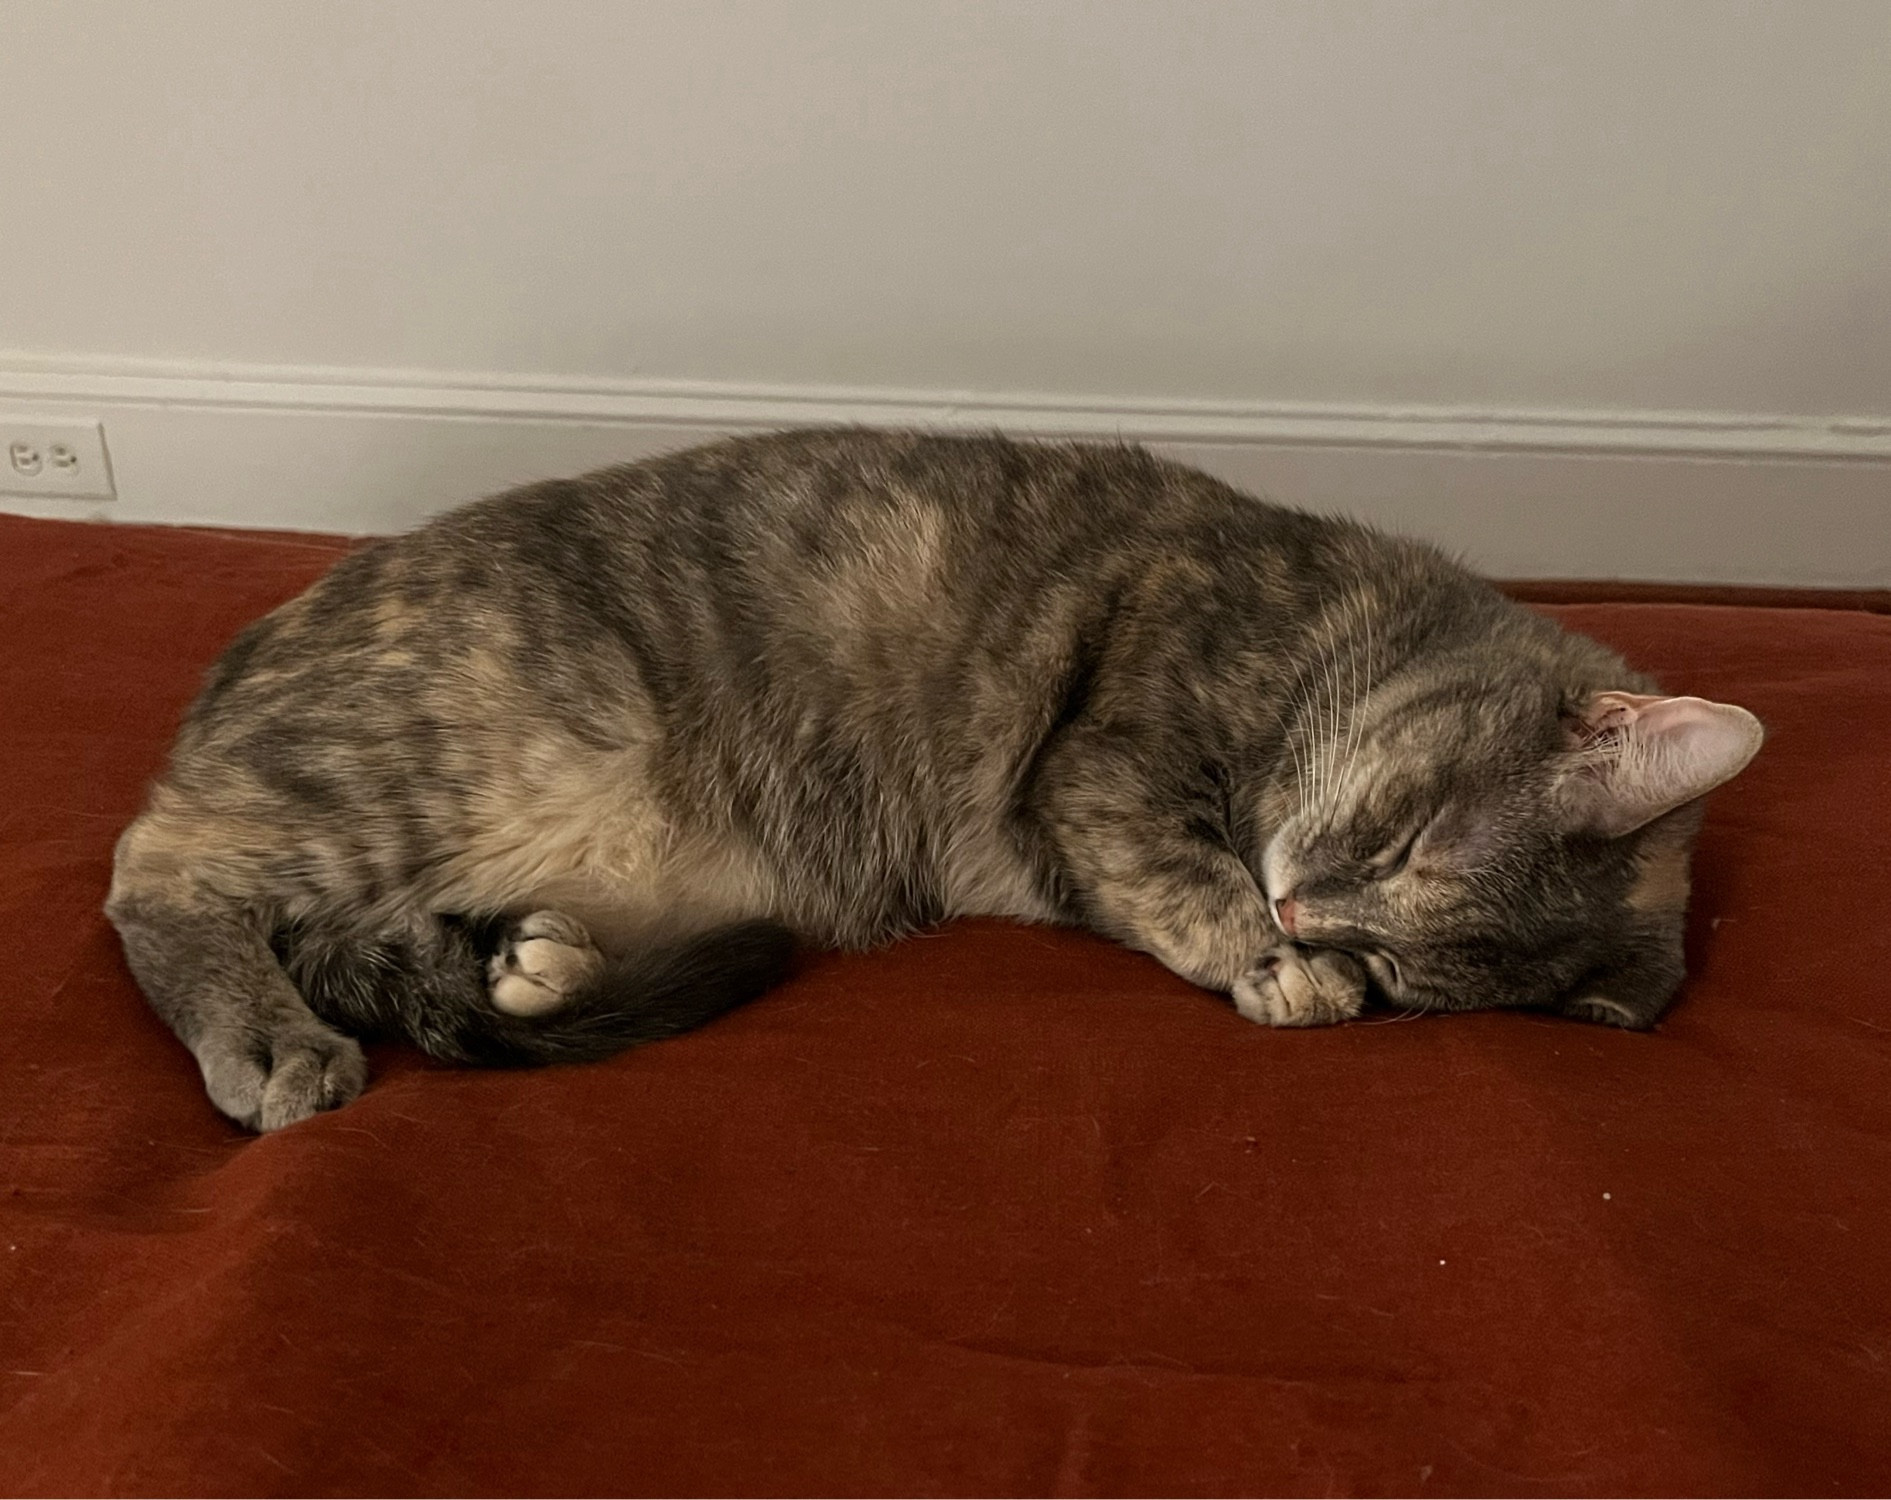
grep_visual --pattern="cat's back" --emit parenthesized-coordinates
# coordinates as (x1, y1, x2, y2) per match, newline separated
(187, 427, 1492, 755)
(597, 428, 1383, 644)
(514, 426, 1336, 581)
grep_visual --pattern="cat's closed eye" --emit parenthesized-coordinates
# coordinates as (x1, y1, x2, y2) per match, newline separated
(1369, 822, 1427, 878)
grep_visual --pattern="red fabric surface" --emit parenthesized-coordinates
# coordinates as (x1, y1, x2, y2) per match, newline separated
(2, 511, 1888, 1497)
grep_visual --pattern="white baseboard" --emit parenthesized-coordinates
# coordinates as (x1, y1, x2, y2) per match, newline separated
(2, 352, 1886, 584)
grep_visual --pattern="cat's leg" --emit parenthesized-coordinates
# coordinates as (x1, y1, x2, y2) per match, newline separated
(486, 910, 605, 1017)
(1029, 725, 1278, 995)
(108, 894, 367, 1131)
(107, 806, 369, 1131)
(1231, 944, 1368, 1027)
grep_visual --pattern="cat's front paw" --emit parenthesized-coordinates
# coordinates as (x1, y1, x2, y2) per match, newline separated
(487, 910, 604, 1017)
(1232, 945, 1367, 1028)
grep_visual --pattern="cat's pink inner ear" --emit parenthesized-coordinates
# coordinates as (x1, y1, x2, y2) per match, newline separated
(1560, 693, 1765, 837)
(1563, 690, 1668, 745)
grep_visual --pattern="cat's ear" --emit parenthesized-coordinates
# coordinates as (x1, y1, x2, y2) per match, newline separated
(1557, 930, 1687, 1029)
(1556, 692, 1764, 838)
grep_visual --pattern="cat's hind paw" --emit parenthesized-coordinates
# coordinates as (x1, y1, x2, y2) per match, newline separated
(487, 910, 605, 1017)
(197, 1020, 367, 1132)
(1232, 945, 1367, 1028)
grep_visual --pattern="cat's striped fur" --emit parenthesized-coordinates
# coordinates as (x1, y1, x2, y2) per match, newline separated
(108, 429, 1762, 1130)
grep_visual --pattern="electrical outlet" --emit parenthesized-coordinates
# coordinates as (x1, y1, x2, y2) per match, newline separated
(2, 418, 116, 500)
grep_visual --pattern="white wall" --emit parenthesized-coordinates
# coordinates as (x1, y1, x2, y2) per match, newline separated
(2, 0, 1887, 580)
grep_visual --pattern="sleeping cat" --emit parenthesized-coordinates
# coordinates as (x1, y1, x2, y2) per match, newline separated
(107, 428, 1763, 1131)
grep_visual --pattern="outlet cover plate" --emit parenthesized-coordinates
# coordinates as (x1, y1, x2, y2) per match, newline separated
(2, 418, 116, 500)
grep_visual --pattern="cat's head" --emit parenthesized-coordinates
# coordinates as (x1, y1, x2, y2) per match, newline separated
(1260, 664, 1764, 1028)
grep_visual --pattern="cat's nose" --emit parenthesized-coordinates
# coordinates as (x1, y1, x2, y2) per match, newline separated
(1274, 896, 1300, 936)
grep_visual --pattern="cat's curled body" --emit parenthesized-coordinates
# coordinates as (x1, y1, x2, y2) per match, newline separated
(108, 429, 1763, 1130)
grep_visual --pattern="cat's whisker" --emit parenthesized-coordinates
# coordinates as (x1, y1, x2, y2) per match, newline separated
(1285, 704, 1310, 821)
(1308, 635, 1338, 820)
(1346, 594, 1363, 768)
(1282, 644, 1320, 821)
(1318, 620, 1343, 818)
(1296, 630, 1327, 822)
(1338, 596, 1363, 800)
(1362, 601, 1374, 760)
(1341, 592, 1374, 804)
(1333, 607, 1361, 810)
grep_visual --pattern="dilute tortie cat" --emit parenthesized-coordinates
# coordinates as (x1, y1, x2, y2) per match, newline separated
(108, 429, 1764, 1130)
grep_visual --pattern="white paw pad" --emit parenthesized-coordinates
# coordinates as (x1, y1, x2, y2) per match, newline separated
(487, 910, 604, 1017)
(1232, 946, 1367, 1028)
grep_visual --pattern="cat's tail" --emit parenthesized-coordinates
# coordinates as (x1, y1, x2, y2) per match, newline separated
(283, 917, 797, 1068)
(452, 920, 798, 1067)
